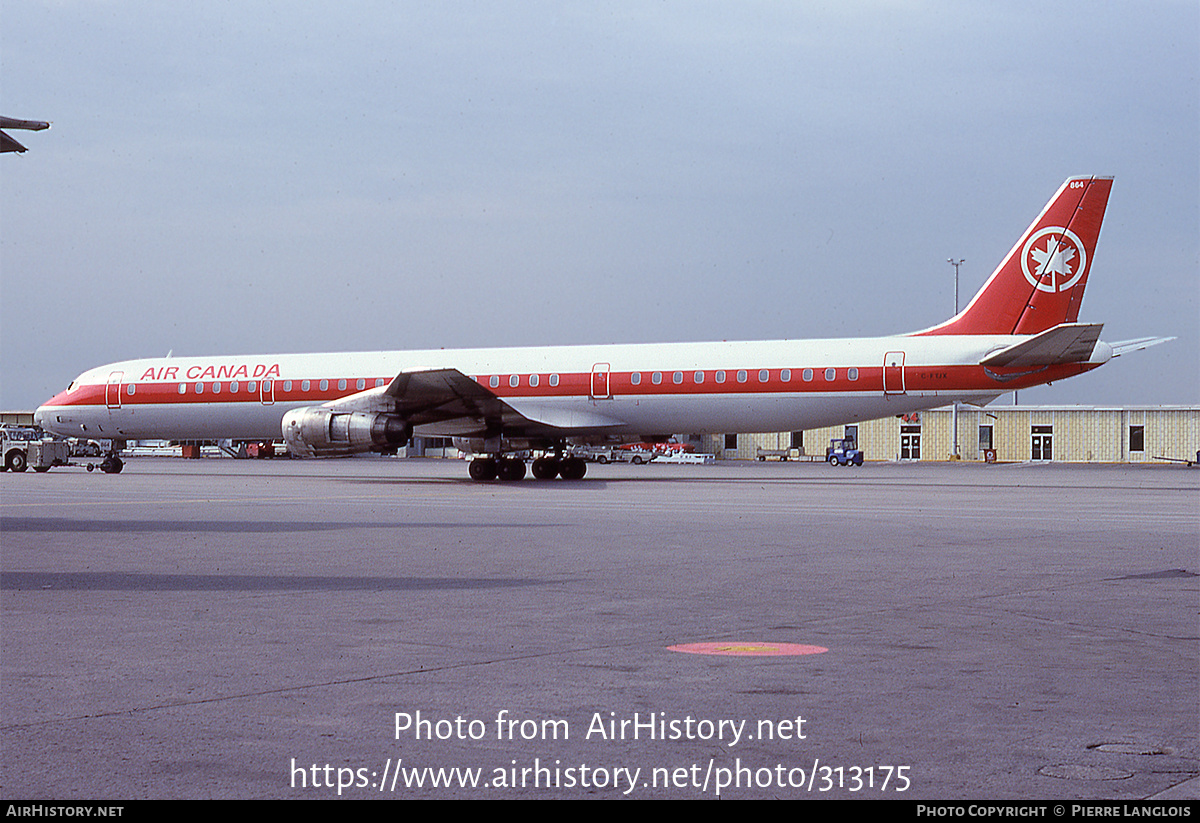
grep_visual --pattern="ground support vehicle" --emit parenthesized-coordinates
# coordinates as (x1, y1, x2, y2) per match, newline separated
(826, 438, 864, 467)
(2, 426, 71, 472)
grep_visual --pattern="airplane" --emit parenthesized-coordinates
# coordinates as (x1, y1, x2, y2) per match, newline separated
(33, 176, 1172, 480)
(1, 116, 51, 154)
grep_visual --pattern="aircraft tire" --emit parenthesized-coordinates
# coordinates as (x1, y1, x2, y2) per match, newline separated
(498, 458, 526, 481)
(531, 457, 559, 480)
(469, 457, 498, 481)
(559, 457, 587, 480)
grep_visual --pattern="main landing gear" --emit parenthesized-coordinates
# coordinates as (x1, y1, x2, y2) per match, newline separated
(468, 454, 587, 482)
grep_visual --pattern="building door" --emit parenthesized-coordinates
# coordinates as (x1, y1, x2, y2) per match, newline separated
(900, 425, 921, 459)
(1031, 425, 1053, 460)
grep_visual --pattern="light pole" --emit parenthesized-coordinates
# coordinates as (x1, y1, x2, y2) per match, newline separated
(947, 259, 965, 459)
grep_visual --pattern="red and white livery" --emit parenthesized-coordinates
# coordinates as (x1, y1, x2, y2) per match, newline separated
(35, 176, 1169, 479)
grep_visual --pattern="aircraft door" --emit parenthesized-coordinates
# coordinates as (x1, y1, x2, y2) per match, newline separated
(591, 363, 611, 400)
(260, 379, 275, 405)
(884, 351, 906, 395)
(106, 371, 124, 409)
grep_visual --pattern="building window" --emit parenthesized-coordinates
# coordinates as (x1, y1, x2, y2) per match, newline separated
(1129, 425, 1145, 452)
(724, 433, 738, 451)
(790, 431, 803, 450)
(978, 425, 993, 451)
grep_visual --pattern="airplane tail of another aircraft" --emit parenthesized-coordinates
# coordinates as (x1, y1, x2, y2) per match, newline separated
(914, 176, 1113, 337)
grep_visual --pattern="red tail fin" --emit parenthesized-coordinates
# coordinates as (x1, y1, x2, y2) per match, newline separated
(915, 176, 1113, 336)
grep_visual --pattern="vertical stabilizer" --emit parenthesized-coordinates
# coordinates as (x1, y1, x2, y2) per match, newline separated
(915, 176, 1112, 336)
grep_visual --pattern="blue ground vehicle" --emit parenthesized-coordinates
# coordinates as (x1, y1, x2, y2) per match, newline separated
(826, 438, 864, 466)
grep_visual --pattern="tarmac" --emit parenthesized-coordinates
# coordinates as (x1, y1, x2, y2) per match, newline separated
(1, 457, 1197, 799)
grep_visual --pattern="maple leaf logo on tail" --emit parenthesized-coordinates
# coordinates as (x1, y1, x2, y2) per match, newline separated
(1021, 226, 1087, 292)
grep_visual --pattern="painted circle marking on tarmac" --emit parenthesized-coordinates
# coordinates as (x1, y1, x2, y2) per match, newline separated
(668, 642, 828, 657)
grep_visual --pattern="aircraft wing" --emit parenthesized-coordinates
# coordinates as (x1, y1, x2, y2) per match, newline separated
(382, 368, 625, 435)
(980, 323, 1104, 367)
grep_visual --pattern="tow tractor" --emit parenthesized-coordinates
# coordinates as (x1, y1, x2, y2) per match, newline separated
(826, 438, 864, 467)
(1, 425, 71, 472)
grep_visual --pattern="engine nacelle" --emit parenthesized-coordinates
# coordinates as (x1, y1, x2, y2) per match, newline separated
(282, 407, 411, 458)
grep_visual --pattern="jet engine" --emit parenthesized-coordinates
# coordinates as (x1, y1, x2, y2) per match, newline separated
(282, 407, 411, 458)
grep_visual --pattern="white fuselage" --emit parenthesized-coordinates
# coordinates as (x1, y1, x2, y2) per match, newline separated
(34, 334, 1107, 443)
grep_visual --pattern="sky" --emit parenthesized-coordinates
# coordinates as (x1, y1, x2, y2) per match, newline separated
(2, 1, 1197, 411)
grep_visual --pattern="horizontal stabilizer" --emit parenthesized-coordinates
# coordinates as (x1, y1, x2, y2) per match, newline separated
(980, 323, 1104, 368)
(1109, 336, 1175, 357)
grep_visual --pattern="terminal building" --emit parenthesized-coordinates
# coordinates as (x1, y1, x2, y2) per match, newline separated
(700, 405, 1200, 464)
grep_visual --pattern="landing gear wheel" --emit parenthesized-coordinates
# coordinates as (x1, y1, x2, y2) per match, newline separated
(469, 457, 498, 481)
(559, 456, 587, 480)
(531, 456, 560, 480)
(498, 458, 526, 481)
(100, 455, 124, 474)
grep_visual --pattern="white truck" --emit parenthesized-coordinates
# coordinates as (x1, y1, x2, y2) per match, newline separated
(2, 426, 71, 472)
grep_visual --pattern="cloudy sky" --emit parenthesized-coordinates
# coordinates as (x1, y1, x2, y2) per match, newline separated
(2, 1, 1196, 411)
